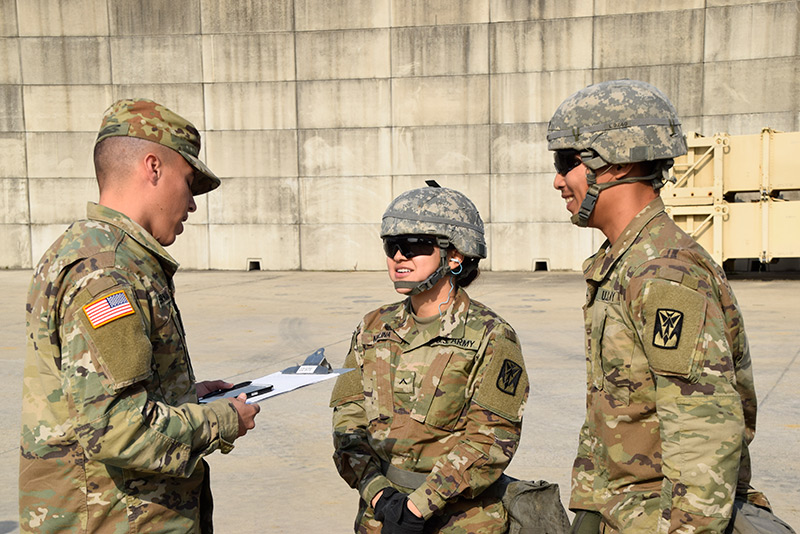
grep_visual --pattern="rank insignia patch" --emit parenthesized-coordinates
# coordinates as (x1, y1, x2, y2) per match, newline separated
(653, 308, 683, 349)
(83, 290, 135, 328)
(394, 371, 415, 394)
(497, 359, 522, 396)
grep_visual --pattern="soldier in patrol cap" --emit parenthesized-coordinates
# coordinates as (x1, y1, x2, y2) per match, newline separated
(548, 80, 793, 534)
(330, 185, 530, 533)
(19, 98, 260, 533)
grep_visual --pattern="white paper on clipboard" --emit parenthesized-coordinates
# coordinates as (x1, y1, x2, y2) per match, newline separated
(199, 348, 353, 404)
(242, 371, 346, 403)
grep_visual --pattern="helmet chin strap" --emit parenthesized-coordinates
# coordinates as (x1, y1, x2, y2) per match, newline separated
(392, 237, 452, 296)
(571, 153, 659, 227)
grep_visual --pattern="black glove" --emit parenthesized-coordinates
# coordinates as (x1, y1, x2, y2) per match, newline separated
(373, 487, 400, 522)
(376, 490, 425, 534)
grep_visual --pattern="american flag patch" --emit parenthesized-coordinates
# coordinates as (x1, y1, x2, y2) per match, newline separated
(83, 290, 135, 329)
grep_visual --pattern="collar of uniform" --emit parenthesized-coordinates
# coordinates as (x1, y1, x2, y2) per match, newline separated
(583, 196, 666, 283)
(387, 287, 471, 352)
(87, 202, 179, 276)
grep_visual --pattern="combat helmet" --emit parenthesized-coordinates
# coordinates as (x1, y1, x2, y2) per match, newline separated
(381, 183, 486, 295)
(547, 79, 688, 226)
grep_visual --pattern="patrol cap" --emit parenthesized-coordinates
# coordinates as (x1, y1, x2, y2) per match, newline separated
(95, 98, 220, 196)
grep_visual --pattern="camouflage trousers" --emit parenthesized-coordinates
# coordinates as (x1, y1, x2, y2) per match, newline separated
(354, 490, 507, 534)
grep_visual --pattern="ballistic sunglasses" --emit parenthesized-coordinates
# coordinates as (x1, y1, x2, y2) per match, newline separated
(383, 236, 438, 259)
(554, 149, 582, 176)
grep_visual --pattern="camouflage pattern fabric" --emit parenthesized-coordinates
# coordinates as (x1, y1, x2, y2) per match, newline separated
(96, 98, 220, 196)
(571, 197, 758, 534)
(330, 288, 529, 533)
(20, 202, 240, 533)
(546, 79, 687, 167)
(381, 186, 487, 259)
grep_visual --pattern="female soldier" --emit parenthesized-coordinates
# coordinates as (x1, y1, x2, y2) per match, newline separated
(330, 185, 529, 533)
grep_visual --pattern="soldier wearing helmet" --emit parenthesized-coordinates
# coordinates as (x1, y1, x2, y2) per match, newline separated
(548, 80, 773, 534)
(548, 78, 687, 231)
(330, 185, 529, 533)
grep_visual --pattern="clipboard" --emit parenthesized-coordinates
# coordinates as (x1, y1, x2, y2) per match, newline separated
(198, 348, 353, 404)
(198, 381, 274, 401)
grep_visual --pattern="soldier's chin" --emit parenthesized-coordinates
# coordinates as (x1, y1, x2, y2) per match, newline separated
(158, 230, 178, 247)
(394, 286, 412, 294)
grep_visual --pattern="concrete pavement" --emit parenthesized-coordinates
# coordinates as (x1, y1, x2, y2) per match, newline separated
(1, 270, 797, 533)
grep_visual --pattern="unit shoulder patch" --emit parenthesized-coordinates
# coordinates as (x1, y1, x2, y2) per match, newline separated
(474, 334, 528, 422)
(642, 281, 706, 377)
(497, 359, 522, 396)
(653, 308, 683, 349)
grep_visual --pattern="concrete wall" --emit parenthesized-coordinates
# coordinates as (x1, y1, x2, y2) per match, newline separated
(1, 0, 798, 271)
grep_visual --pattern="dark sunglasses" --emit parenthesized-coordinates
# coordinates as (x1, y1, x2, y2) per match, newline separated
(383, 236, 438, 259)
(554, 150, 582, 175)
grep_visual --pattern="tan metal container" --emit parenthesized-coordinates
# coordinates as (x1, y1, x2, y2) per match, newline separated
(665, 129, 800, 264)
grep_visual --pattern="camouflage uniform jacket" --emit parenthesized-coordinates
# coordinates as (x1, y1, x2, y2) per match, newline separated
(20, 202, 240, 534)
(330, 288, 529, 533)
(572, 197, 757, 534)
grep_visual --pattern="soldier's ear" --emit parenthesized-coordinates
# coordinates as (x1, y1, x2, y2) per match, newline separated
(448, 250, 464, 264)
(611, 163, 636, 180)
(143, 153, 162, 186)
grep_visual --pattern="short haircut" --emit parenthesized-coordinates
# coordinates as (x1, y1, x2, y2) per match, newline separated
(93, 136, 170, 191)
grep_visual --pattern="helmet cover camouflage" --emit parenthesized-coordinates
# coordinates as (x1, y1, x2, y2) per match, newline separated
(546, 79, 687, 165)
(381, 186, 487, 259)
(95, 98, 220, 196)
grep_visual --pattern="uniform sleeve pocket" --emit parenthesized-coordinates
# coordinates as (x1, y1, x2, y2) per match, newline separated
(663, 394, 744, 517)
(360, 340, 393, 426)
(78, 285, 152, 390)
(595, 302, 635, 405)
